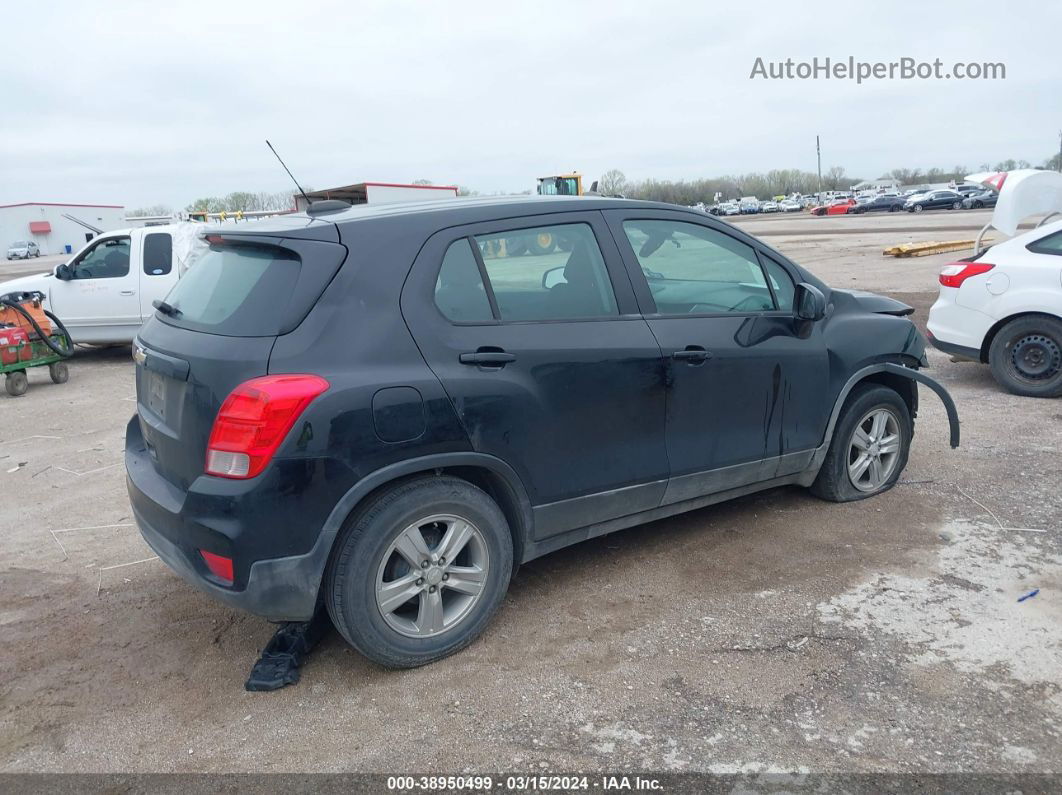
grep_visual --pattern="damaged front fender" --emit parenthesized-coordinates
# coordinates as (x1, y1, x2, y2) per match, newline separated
(822, 363, 961, 451)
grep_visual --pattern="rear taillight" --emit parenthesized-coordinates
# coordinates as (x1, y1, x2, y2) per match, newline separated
(939, 262, 994, 288)
(205, 374, 329, 479)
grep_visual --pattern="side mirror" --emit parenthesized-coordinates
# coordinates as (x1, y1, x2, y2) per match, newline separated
(55, 264, 73, 281)
(795, 283, 827, 321)
(542, 266, 566, 290)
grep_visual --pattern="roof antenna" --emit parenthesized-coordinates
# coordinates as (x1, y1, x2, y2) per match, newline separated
(266, 139, 310, 206)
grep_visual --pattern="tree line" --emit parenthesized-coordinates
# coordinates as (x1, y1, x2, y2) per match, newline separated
(127, 189, 301, 217)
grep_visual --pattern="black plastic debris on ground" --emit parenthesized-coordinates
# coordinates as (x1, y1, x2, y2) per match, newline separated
(245, 609, 331, 691)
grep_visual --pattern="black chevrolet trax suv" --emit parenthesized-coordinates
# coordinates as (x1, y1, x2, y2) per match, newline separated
(126, 196, 959, 668)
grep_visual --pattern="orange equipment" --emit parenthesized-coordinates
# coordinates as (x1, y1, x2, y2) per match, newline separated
(0, 293, 52, 337)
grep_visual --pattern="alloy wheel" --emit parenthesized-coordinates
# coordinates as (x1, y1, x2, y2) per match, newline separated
(375, 514, 490, 638)
(847, 408, 901, 492)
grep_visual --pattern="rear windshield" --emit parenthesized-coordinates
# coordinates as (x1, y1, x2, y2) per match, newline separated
(161, 243, 301, 336)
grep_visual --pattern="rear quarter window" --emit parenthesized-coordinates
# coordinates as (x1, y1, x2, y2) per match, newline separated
(1027, 229, 1062, 256)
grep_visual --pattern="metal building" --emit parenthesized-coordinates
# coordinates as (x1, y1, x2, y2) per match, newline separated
(293, 182, 458, 212)
(0, 202, 126, 256)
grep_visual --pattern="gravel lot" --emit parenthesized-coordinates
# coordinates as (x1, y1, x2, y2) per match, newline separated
(1, 210, 1059, 775)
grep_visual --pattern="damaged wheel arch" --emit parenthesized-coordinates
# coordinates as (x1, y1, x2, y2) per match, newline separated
(819, 363, 961, 454)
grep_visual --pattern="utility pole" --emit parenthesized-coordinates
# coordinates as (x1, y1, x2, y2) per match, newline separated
(816, 135, 823, 202)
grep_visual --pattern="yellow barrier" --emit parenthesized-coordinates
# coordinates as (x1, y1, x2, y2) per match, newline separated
(882, 239, 993, 258)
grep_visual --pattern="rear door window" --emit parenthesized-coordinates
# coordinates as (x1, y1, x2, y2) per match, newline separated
(143, 233, 172, 275)
(472, 223, 618, 321)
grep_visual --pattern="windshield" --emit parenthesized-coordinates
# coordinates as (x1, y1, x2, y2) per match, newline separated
(10, 241, 27, 247)
(537, 177, 579, 196)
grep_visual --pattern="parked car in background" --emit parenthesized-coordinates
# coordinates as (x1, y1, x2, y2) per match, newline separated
(761, 201, 779, 213)
(849, 195, 906, 214)
(739, 198, 761, 214)
(904, 190, 964, 212)
(811, 198, 857, 216)
(955, 184, 984, 197)
(126, 195, 959, 668)
(962, 189, 998, 209)
(0, 224, 195, 343)
(779, 199, 802, 212)
(6, 241, 40, 259)
(928, 217, 1062, 397)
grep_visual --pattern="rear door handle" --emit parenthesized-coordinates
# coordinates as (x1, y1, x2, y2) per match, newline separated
(120, 290, 136, 296)
(672, 346, 711, 363)
(459, 351, 516, 366)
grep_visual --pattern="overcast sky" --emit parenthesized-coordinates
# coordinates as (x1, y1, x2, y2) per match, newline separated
(1, 0, 1058, 209)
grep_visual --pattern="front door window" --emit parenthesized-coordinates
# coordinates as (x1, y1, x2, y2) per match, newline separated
(71, 236, 131, 280)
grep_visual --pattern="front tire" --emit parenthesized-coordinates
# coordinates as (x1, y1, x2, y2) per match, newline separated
(325, 476, 513, 668)
(913, 204, 924, 213)
(810, 384, 912, 502)
(5, 371, 29, 397)
(988, 315, 1062, 398)
(952, 200, 962, 210)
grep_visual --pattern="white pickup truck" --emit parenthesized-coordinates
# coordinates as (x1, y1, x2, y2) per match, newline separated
(0, 224, 196, 344)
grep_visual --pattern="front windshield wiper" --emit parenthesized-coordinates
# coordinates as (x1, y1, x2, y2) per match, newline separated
(152, 299, 182, 317)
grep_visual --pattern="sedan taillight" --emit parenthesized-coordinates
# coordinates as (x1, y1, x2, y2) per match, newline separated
(939, 262, 994, 288)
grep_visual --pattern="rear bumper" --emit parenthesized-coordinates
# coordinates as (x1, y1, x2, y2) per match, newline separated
(926, 330, 981, 362)
(125, 416, 327, 621)
(131, 496, 321, 621)
(130, 490, 325, 621)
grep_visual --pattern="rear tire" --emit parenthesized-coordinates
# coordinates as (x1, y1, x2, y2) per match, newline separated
(810, 384, 912, 502)
(988, 315, 1062, 398)
(504, 237, 528, 257)
(528, 231, 555, 255)
(325, 476, 513, 668)
(48, 362, 69, 384)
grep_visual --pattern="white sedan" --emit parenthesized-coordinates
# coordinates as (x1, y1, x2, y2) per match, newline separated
(927, 217, 1062, 397)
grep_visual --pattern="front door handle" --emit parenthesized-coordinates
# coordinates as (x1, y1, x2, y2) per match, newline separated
(120, 290, 136, 296)
(672, 346, 711, 363)
(459, 350, 516, 367)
